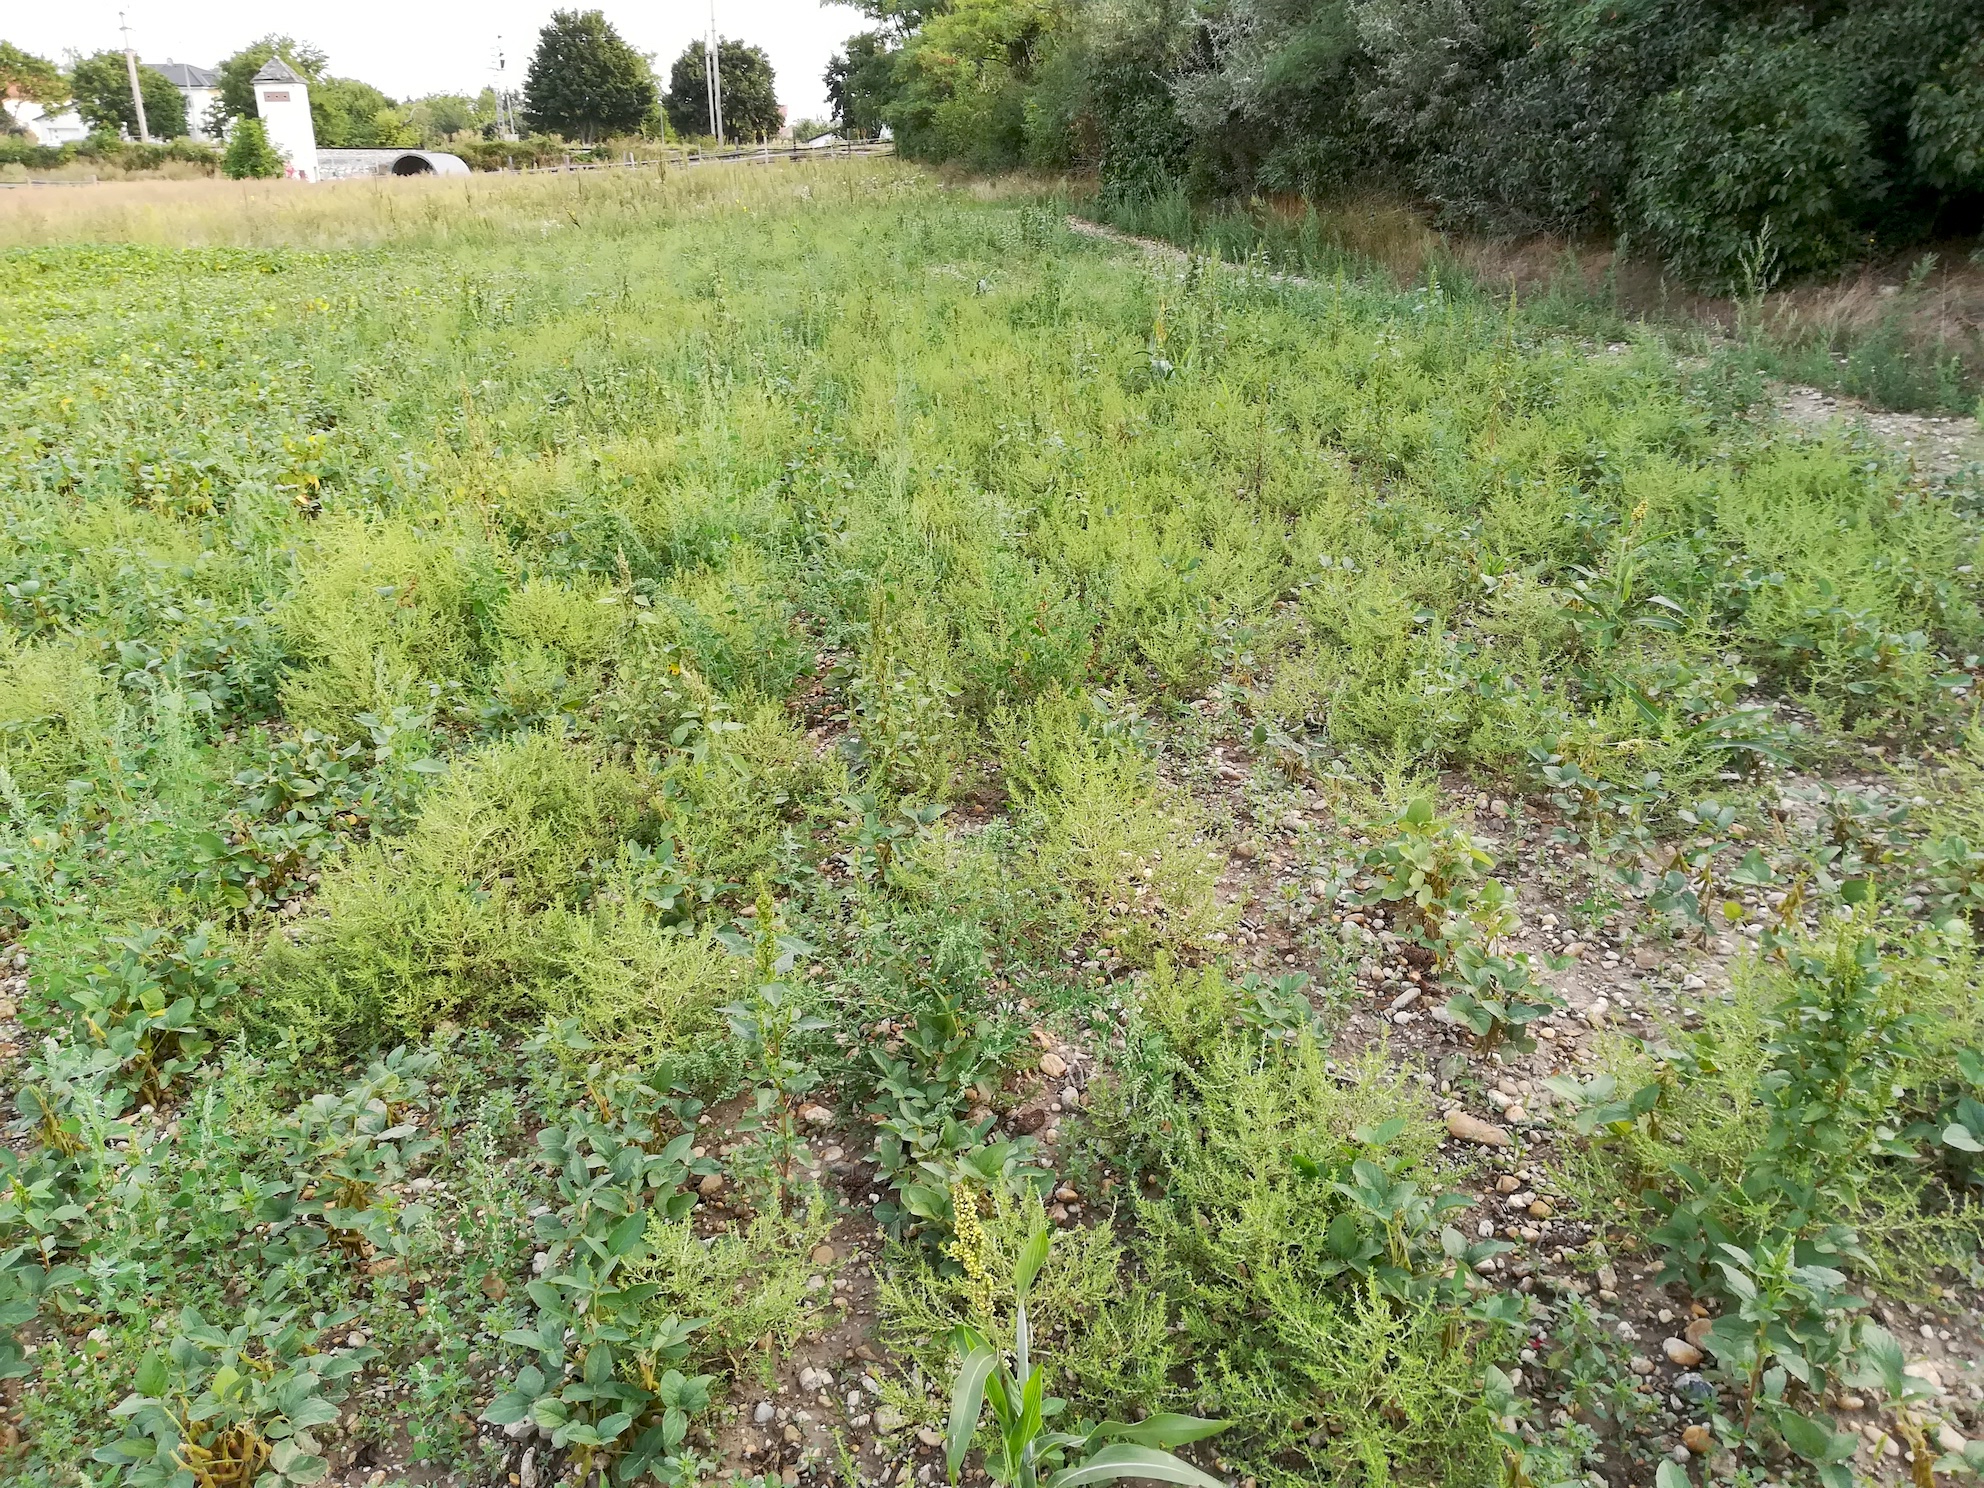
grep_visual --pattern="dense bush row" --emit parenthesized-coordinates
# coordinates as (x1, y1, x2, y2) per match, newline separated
(0, 134, 219, 173)
(838, 0, 1984, 286)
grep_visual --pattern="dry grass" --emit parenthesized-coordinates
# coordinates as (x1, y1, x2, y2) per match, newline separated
(0, 156, 906, 250)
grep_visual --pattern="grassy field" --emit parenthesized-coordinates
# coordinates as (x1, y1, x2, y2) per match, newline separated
(2, 161, 1983, 1488)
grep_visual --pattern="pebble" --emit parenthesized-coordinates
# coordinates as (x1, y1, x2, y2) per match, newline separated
(1683, 1425, 1714, 1455)
(1039, 1052, 1069, 1080)
(917, 1429, 944, 1448)
(1630, 1356, 1656, 1377)
(1445, 1109, 1511, 1147)
(810, 1245, 837, 1266)
(699, 1173, 725, 1196)
(755, 1402, 777, 1424)
(1663, 1338, 1704, 1367)
(800, 1104, 834, 1125)
(1527, 1200, 1552, 1220)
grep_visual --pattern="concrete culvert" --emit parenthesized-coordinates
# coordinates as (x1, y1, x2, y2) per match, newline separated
(390, 154, 434, 175)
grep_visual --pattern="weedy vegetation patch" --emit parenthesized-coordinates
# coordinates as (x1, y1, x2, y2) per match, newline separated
(2, 163, 1984, 1488)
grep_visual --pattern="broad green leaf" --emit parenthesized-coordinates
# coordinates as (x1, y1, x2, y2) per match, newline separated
(481, 1390, 533, 1426)
(1094, 1414, 1230, 1449)
(1044, 1444, 1228, 1488)
(1014, 1219, 1052, 1299)
(946, 1345, 999, 1474)
(608, 1209, 648, 1257)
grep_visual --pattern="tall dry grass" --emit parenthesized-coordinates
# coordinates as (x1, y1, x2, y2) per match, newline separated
(0, 156, 909, 250)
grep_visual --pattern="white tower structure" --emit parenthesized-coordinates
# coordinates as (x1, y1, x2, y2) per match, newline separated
(251, 57, 318, 180)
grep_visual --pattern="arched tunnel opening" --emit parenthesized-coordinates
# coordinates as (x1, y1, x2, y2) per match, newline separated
(390, 155, 435, 175)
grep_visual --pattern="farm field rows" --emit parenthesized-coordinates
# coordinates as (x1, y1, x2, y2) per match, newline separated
(2, 162, 1984, 1488)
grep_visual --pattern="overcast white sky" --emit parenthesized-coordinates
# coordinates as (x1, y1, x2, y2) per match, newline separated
(6, 0, 871, 123)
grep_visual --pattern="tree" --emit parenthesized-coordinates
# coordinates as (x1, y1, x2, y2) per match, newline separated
(663, 39, 780, 141)
(310, 76, 398, 147)
(826, 32, 898, 136)
(407, 92, 488, 143)
(0, 42, 66, 108)
(213, 36, 329, 129)
(522, 10, 656, 142)
(68, 52, 188, 140)
(222, 115, 285, 178)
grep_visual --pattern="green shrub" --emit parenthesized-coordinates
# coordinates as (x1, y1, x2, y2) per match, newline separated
(879, 1186, 1173, 1417)
(278, 518, 502, 738)
(1121, 1035, 1509, 1484)
(0, 635, 115, 807)
(259, 732, 744, 1048)
(635, 1195, 838, 1380)
(1626, 28, 1880, 288)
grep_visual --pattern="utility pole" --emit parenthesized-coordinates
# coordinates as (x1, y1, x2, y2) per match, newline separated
(706, 31, 722, 147)
(707, 0, 724, 147)
(119, 11, 151, 144)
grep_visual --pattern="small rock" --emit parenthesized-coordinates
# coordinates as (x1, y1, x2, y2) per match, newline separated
(1663, 1338, 1704, 1367)
(1906, 1361, 1946, 1393)
(699, 1173, 726, 1196)
(1674, 1373, 1714, 1405)
(1633, 945, 1664, 970)
(1683, 1424, 1714, 1455)
(520, 1446, 538, 1488)
(1840, 1394, 1865, 1412)
(917, 1429, 944, 1448)
(1940, 1424, 1968, 1454)
(1630, 1356, 1656, 1377)
(1445, 1110, 1511, 1147)
(755, 1402, 777, 1425)
(1496, 1175, 1520, 1194)
(875, 1407, 906, 1432)
(800, 1104, 834, 1125)
(1039, 1052, 1069, 1080)
(1596, 1263, 1618, 1291)
(1684, 1317, 1712, 1348)
(810, 1245, 837, 1267)
(1527, 1200, 1553, 1220)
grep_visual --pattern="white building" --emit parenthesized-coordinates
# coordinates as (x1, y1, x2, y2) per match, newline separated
(151, 62, 221, 141)
(251, 57, 317, 180)
(3, 96, 90, 146)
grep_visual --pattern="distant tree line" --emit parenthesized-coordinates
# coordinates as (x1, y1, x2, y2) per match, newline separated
(5, 14, 789, 171)
(825, 0, 1984, 287)
(1, 32, 518, 155)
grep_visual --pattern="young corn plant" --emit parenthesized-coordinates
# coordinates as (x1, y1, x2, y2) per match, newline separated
(944, 1210, 1228, 1488)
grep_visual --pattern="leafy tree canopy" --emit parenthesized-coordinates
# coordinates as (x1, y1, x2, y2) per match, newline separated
(522, 9, 657, 142)
(69, 52, 188, 140)
(663, 39, 781, 141)
(0, 42, 66, 107)
(826, 32, 898, 136)
(311, 77, 399, 147)
(214, 36, 329, 127)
